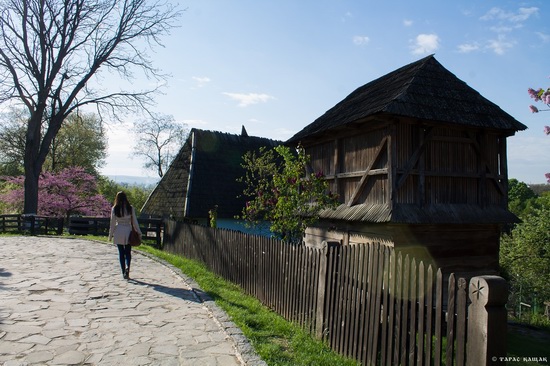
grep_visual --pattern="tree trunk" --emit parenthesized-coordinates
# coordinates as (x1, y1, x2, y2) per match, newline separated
(23, 168, 40, 214)
(23, 113, 44, 215)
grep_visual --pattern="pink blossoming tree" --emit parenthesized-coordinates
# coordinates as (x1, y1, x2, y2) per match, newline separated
(1, 167, 111, 220)
(528, 87, 550, 182)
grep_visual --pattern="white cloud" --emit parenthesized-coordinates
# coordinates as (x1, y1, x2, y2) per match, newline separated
(486, 35, 515, 55)
(353, 35, 370, 46)
(457, 43, 480, 53)
(536, 32, 550, 43)
(341, 11, 353, 22)
(510, 7, 539, 22)
(410, 34, 440, 55)
(480, 7, 538, 23)
(192, 76, 211, 87)
(480, 7, 501, 21)
(183, 119, 209, 127)
(222, 92, 275, 107)
(403, 19, 413, 27)
(466, 6, 537, 55)
(489, 25, 516, 33)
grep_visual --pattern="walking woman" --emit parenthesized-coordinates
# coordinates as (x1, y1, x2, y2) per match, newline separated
(108, 191, 141, 279)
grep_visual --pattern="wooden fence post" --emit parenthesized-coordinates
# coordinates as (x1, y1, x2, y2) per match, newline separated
(466, 275, 508, 366)
(315, 240, 340, 339)
(315, 241, 329, 339)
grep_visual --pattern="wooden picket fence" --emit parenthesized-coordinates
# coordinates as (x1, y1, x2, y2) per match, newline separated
(323, 243, 468, 365)
(163, 221, 497, 366)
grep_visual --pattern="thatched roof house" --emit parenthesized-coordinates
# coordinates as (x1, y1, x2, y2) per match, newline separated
(141, 128, 281, 225)
(287, 55, 526, 278)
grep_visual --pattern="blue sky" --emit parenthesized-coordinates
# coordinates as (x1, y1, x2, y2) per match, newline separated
(102, 0, 550, 184)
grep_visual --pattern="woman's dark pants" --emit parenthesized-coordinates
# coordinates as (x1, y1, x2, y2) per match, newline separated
(116, 244, 131, 274)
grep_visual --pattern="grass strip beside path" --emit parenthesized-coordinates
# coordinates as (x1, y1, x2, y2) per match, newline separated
(138, 245, 359, 366)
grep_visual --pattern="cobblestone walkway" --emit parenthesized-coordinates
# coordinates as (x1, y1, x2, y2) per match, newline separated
(0, 236, 264, 365)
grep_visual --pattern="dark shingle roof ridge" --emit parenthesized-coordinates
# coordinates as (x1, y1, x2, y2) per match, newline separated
(390, 57, 527, 131)
(191, 127, 283, 144)
(287, 55, 526, 143)
(391, 54, 435, 102)
(286, 56, 436, 143)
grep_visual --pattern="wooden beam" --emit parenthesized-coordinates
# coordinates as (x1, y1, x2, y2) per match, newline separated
(348, 137, 388, 207)
(477, 132, 488, 207)
(466, 131, 506, 198)
(395, 127, 434, 192)
(499, 137, 508, 207)
(389, 123, 396, 206)
(325, 168, 389, 180)
(395, 169, 499, 179)
(295, 119, 390, 147)
(334, 138, 341, 199)
(418, 127, 426, 207)
(431, 136, 475, 144)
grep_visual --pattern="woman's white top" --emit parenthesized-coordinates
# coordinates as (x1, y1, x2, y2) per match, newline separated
(108, 206, 142, 245)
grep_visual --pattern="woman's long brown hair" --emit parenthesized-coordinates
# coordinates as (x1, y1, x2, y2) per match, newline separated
(113, 191, 132, 217)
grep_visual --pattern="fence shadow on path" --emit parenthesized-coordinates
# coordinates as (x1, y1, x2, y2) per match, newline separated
(0, 268, 12, 277)
(128, 279, 201, 303)
(0, 268, 12, 290)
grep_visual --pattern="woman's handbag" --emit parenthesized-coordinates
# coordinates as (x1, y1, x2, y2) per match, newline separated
(128, 210, 141, 246)
(128, 228, 141, 246)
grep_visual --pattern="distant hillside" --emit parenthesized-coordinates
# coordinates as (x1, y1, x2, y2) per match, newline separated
(529, 183, 550, 195)
(107, 175, 159, 186)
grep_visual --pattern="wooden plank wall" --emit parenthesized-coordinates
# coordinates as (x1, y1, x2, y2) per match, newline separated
(308, 130, 389, 206)
(305, 122, 506, 209)
(164, 221, 472, 366)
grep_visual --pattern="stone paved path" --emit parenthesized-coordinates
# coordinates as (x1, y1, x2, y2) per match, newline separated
(0, 236, 264, 365)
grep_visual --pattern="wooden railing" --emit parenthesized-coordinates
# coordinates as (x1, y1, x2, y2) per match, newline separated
(68, 216, 163, 246)
(0, 214, 163, 246)
(0, 214, 64, 235)
(163, 220, 508, 366)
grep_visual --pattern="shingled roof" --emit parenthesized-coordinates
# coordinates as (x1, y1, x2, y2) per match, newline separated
(288, 55, 526, 143)
(141, 128, 282, 219)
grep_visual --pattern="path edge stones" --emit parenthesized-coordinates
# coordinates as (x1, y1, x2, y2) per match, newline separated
(130, 245, 267, 366)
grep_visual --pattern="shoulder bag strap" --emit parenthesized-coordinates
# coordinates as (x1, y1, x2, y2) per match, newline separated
(130, 206, 136, 231)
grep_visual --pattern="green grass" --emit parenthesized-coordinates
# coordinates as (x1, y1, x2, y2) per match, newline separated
(138, 245, 359, 366)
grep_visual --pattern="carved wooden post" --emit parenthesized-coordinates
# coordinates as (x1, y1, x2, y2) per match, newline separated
(466, 276, 508, 366)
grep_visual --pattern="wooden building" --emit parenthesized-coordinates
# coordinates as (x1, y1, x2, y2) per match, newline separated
(141, 127, 281, 232)
(287, 55, 527, 278)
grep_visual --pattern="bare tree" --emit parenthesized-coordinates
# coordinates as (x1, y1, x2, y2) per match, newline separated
(0, 0, 180, 214)
(131, 113, 187, 177)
